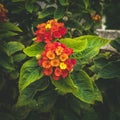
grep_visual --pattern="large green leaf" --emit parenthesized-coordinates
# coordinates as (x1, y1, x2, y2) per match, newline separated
(72, 35, 110, 63)
(4, 41, 25, 56)
(0, 22, 22, 32)
(71, 70, 102, 104)
(17, 76, 49, 107)
(98, 61, 120, 79)
(19, 58, 43, 92)
(80, 35, 110, 48)
(51, 76, 78, 94)
(23, 43, 44, 57)
(60, 37, 87, 52)
(72, 47, 99, 64)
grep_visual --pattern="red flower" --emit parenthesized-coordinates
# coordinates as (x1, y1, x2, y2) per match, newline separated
(43, 67, 53, 76)
(61, 69, 69, 78)
(53, 31, 61, 38)
(54, 67, 62, 76)
(52, 74, 60, 80)
(59, 27, 67, 36)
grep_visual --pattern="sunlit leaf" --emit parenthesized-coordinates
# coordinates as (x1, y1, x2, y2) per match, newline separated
(19, 58, 43, 92)
(60, 37, 87, 52)
(23, 43, 44, 57)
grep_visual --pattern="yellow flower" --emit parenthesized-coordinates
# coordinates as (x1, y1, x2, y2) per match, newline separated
(45, 23, 51, 29)
(60, 62, 67, 70)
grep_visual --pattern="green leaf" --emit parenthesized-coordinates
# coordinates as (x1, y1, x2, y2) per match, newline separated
(23, 43, 44, 57)
(72, 35, 110, 63)
(25, 2, 34, 13)
(51, 76, 78, 94)
(80, 35, 110, 48)
(0, 31, 18, 39)
(73, 47, 99, 63)
(17, 77, 49, 107)
(37, 90, 58, 112)
(0, 50, 15, 71)
(65, 19, 83, 30)
(98, 61, 120, 79)
(38, 7, 55, 19)
(54, 6, 66, 19)
(58, 0, 69, 6)
(5, 41, 25, 56)
(60, 37, 87, 52)
(83, 0, 89, 9)
(19, 58, 43, 92)
(0, 22, 22, 32)
(13, 53, 26, 62)
(71, 70, 102, 104)
(110, 37, 120, 52)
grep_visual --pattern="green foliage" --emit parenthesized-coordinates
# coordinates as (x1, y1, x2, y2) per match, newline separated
(19, 58, 43, 92)
(23, 43, 44, 57)
(60, 37, 87, 52)
(0, 0, 119, 120)
(71, 70, 102, 104)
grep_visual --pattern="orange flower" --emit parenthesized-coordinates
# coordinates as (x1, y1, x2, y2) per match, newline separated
(50, 59, 60, 67)
(59, 53, 68, 61)
(55, 46, 64, 55)
(91, 14, 101, 22)
(46, 51, 55, 60)
(37, 23, 46, 29)
(0, 3, 8, 22)
(42, 60, 51, 68)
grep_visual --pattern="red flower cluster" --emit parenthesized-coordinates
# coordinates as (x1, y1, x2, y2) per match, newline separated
(0, 3, 8, 22)
(34, 19, 67, 43)
(38, 42, 76, 80)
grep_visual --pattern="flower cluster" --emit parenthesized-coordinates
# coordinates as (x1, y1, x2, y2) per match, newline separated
(91, 14, 101, 22)
(37, 42, 76, 80)
(0, 3, 8, 22)
(34, 19, 67, 43)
